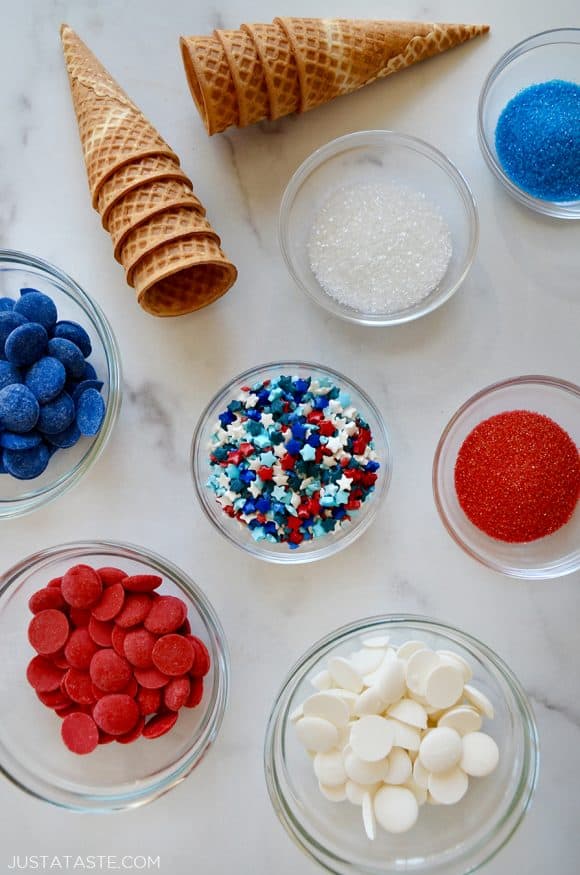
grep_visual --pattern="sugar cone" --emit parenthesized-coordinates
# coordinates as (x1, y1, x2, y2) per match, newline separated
(179, 35, 239, 135)
(133, 235, 237, 317)
(120, 206, 220, 283)
(61, 25, 176, 204)
(108, 179, 205, 259)
(215, 29, 270, 127)
(61, 25, 237, 316)
(97, 154, 192, 228)
(181, 18, 489, 131)
(277, 18, 489, 111)
(241, 22, 300, 120)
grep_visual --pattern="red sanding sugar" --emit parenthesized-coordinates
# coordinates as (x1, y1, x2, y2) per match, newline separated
(455, 409, 580, 543)
(26, 562, 210, 754)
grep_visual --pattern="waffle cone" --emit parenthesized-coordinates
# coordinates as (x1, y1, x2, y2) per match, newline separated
(278, 18, 489, 111)
(179, 35, 239, 135)
(214, 29, 270, 127)
(181, 18, 488, 131)
(132, 234, 237, 317)
(61, 26, 237, 317)
(108, 180, 205, 259)
(61, 25, 176, 204)
(120, 207, 220, 283)
(241, 22, 300, 120)
(97, 155, 192, 227)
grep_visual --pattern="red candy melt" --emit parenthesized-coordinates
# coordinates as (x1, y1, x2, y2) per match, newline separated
(28, 609, 69, 655)
(26, 562, 209, 755)
(61, 712, 99, 755)
(91, 583, 125, 622)
(152, 634, 194, 676)
(93, 694, 139, 736)
(61, 565, 102, 608)
(90, 649, 132, 693)
(144, 596, 186, 634)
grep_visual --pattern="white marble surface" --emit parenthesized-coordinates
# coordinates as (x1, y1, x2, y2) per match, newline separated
(1, 0, 579, 872)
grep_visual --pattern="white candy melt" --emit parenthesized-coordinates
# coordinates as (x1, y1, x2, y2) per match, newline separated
(460, 732, 499, 777)
(419, 727, 462, 774)
(293, 634, 501, 841)
(296, 716, 339, 753)
(374, 786, 419, 834)
(303, 692, 350, 728)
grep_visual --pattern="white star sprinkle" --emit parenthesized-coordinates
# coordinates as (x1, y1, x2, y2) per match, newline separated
(245, 393, 259, 408)
(217, 472, 230, 489)
(273, 474, 289, 486)
(260, 412, 274, 428)
(248, 457, 262, 471)
(248, 481, 262, 498)
(273, 444, 286, 458)
(337, 474, 352, 492)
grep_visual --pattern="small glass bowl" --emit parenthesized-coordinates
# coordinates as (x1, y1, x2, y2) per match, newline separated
(0, 540, 229, 811)
(279, 131, 478, 326)
(191, 361, 391, 564)
(0, 251, 122, 518)
(265, 615, 538, 875)
(433, 376, 580, 578)
(478, 29, 580, 219)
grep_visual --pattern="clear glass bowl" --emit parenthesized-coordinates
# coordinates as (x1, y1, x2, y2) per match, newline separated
(265, 615, 538, 875)
(0, 251, 122, 517)
(478, 29, 580, 219)
(191, 361, 391, 564)
(0, 540, 229, 811)
(433, 376, 580, 578)
(279, 131, 478, 326)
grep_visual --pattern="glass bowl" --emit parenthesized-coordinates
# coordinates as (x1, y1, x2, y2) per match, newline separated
(191, 361, 391, 564)
(0, 540, 229, 811)
(0, 250, 122, 518)
(478, 29, 580, 219)
(265, 614, 538, 875)
(433, 376, 580, 578)
(279, 131, 478, 326)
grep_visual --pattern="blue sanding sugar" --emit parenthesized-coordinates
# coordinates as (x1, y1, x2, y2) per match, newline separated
(495, 79, 580, 201)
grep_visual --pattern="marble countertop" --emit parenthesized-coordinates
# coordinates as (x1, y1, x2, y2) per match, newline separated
(1, 0, 579, 872)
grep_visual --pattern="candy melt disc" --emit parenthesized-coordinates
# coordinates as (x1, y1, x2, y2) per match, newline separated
(428, 766, 469, 805)
(438, 706, 482, 735)
(344, 749, 387, 785)
(460, 732, 499, 777)
(374, 786, 419, 834)
(319, 782, 347, 802)
(295, 716, 339, 753)
(464, 684, 495, 719)
(350, 715, 394, 762)
(313, 750, 347, 787)
(424, 663, 464, 709)
(303, 692, 350, 728)
(328, 657, 363, 693)
(387, 698, 428, 729)
(362, 791, 376, 840)
(419, 727, 462, 774)
(383, 747, 412, 785)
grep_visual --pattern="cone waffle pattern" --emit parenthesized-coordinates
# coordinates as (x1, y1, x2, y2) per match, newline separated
(181, 17, 488, 133)
(61, 25, 236, 316)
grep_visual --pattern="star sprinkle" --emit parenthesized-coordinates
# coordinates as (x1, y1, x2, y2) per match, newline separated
(206, 374, 380, 549)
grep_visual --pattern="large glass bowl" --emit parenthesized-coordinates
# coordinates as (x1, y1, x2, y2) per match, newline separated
(433, 376, 580, 578)
(0, 251, 122, 517)
(265, 615, 538, 875)
(478, 29, 580, 218)
(191, 361, 391, 564)
(279, 131, 478, 326)
(0, 541, 229, 811)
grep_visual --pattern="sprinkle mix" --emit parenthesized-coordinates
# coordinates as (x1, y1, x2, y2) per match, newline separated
(206, 375, 380, 548)
(455, 409, 580, 543)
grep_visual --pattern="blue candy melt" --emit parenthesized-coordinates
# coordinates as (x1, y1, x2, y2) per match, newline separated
(45, 422, 81, 449)
(14, 291, 58, 329)
(0, 384, 39, 432)
(0, 311, 28, 355)
(76, 388, 105, 436)
(71, 379, 104, 403)
(5, 322, 48, 367)
(37, 392, 75, 435)
(47, 337, 85, 379)
(25, 356, 67, 403)
(3, 443, 50, 480)
(82, 361, 97, 381)
(0, 297, 15, 312)
(0, 361, 22, 390)
(52, 320, 92, 357)
(0, 430, 42, 450)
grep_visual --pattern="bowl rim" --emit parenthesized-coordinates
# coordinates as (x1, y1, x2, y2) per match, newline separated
(0, 249, 122, 518)
(0, 539, 230, 812)
(433, 374, 580, 578)
(190, 359, 392, 564)
(279, 130, 479, 327)
(264, 613, 539, 875)
(477, 27, 580, 219)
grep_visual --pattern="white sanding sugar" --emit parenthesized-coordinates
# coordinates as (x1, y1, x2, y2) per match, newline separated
(308, 182, 453, 315)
